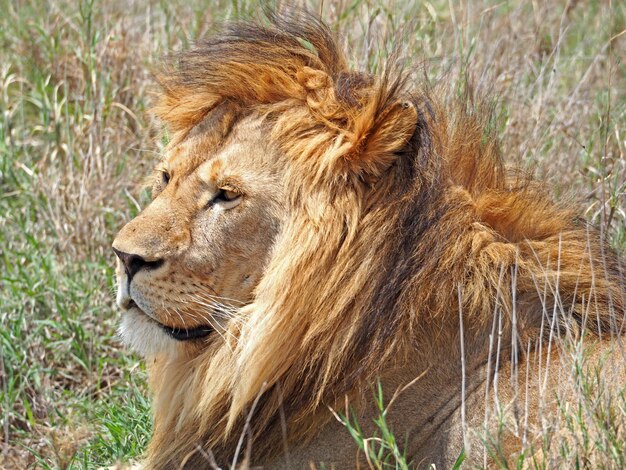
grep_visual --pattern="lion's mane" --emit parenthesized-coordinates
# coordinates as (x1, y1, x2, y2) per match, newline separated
(145, 11, 624, 468)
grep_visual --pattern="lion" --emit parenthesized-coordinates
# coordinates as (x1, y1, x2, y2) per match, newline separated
(112, 10, 625, 469)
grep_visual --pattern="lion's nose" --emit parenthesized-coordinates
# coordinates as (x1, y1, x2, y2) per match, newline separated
(112, 247, 164, 281)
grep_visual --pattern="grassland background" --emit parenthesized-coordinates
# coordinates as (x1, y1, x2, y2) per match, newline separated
(0, 0, 624, 468)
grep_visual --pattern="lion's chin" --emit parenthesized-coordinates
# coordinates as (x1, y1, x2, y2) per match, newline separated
(118, 308, 179, 358)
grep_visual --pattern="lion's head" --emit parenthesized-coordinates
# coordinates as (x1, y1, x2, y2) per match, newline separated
(113, 109, 286, 357)
(112, 10, 624, 469)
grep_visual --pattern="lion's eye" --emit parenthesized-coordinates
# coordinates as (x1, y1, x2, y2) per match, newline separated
(152, 169, 171, 199)
(217, 189, 239, 201)
(210, 188, 241, 208)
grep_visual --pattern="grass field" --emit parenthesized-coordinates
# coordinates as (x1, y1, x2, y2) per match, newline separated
(0, 0, 624, 468)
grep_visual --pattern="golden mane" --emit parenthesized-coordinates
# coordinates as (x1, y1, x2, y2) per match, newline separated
(145, 10, 625, 468)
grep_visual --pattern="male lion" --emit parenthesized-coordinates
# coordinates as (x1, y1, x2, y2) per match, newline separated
(112, 11, 625, 469)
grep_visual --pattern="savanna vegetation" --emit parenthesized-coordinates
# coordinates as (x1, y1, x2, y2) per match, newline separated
(1, 0, 624, 468)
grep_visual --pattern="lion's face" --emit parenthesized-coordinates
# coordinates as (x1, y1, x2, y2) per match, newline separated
(112, 113, 285, 356)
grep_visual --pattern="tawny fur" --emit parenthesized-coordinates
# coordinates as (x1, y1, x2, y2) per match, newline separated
(113, 10, 625, 469)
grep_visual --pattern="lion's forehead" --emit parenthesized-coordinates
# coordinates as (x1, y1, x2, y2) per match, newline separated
(165, 138, 215, 179)
(165, 115, 268, 179)
(164, 116, 280, 192)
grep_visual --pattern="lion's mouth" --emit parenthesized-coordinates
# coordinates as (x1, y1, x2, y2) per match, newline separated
(127, 300, 214, 341)
(161, 323, 214, 341)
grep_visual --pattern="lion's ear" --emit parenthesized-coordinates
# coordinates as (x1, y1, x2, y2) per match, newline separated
(297, 67, 418, 178)
(345, 98, 418, 177)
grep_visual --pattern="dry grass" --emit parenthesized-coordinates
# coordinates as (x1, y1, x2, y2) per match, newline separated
(0, 0, 624, 468)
